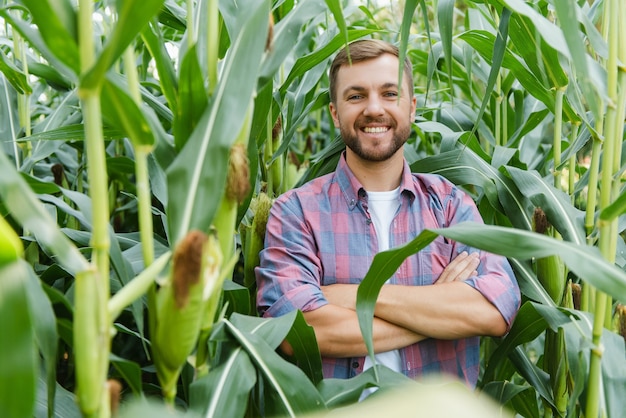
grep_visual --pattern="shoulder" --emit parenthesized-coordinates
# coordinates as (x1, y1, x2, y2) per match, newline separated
(410, 172, 458, 197)
(272, 172, 337, 212)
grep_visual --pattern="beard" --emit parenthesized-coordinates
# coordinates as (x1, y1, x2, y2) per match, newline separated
(340, 116, 412, 162)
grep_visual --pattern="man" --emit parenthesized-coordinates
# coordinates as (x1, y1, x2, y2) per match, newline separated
(255, 39, 520, 386)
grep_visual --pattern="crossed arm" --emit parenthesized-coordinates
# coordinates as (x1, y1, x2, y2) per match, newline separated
(299, 251, 508, 358)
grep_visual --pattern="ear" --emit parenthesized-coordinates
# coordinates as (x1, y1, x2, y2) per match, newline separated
(329, 102, 340, 128)
(410, 95, 417, 121)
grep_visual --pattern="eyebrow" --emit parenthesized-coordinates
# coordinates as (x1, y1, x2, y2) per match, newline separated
(341, 82, 401, 98)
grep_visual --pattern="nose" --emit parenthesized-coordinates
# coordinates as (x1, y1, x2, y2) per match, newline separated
(363, 95, 384, 116)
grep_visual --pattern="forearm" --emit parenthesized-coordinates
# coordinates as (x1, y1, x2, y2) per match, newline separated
(302, 304, 426, 357)
(325, 281, 508, 339)
(376, 282, 508, 338)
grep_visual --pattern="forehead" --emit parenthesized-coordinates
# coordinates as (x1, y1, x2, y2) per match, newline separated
(335, 53, 409, 93)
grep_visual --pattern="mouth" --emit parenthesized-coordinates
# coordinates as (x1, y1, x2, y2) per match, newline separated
(361, 126, 390, 134)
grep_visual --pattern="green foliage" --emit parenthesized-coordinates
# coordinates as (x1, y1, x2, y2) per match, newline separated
(1, 0, 626, 417)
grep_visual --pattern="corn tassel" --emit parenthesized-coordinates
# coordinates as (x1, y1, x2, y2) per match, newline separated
(0, 216, 23, 267)
(153, 230, 221, 403)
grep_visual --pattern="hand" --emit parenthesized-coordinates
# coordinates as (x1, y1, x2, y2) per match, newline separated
(435, 251, 479, 284)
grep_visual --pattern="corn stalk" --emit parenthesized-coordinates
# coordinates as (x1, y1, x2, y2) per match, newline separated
(74, 0, 111, 415)
(585, 0, 626, 415)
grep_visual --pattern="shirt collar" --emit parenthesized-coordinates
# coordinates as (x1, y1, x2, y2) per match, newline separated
(335, 152, 416, 210)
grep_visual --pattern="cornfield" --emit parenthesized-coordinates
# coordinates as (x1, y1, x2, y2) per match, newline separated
(1, 0, 625, 417)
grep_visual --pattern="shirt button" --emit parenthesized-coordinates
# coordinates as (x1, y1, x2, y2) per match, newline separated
(351, 361, 359, 368)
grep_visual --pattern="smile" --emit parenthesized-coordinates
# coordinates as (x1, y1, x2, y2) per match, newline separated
(362, 126, 389, 133)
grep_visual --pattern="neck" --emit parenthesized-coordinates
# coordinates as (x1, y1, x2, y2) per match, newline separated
(345, 149, 404, 191)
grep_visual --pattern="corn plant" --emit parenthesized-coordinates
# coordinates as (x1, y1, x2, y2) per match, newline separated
(1, 0, 626, 417)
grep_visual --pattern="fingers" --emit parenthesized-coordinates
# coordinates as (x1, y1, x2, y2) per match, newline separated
(436, 251, 480, 284)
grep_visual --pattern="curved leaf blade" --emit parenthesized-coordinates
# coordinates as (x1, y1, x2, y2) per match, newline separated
(166, 0, 270, 244)
(223, 318, 326, 416)
(0, 262, 37, 418)
(82, 0, 166, 89)
(506, 166, 585, 245)
(0, 152, 89, 275)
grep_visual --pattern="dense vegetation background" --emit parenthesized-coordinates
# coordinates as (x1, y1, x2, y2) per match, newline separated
(1, 0, 625, 417)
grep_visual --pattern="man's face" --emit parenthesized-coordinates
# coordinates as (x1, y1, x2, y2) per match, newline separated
(329, 54, 416, 163)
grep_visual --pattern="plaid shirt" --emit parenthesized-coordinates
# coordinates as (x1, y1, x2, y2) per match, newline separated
(256, 153, 520, 385)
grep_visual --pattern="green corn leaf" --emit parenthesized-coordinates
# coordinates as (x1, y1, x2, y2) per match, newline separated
(508, 346, 554, 409)
(20, 0, 79, 73)
(508, 14, 569, 90)
(279, 29, 379, 96)
(0, 76, 19, 159)
(437, 0, 455, 86)
(110, 355, 143, 395)
(506, 166, 586, 245)
(24, 265, 58, 416)
(284, 311, 323, 385)
(223, 317, 327, 416)
(230, 311, 322, 384)
(0, 9, 77, 81)
(222, 280, 252, 316)
(509, 258, 556, 306)
(81, 0, 166, 89)
(0, 261, 37, 418)
(0, 152, 89, 275)
(434, 223, 626, 299)
(189, 325, 256, 418)
(397, 0, 418, 99)
(356, 222, 626, 375)
(552, 0, 603, 121)
(470, 7, 510, 141)
(318, 366, 414, 408)
(258, 0, 331, 88)
(483, 302, 575, 382)
(166, 0, 269, 245)
(140, 20, 178, 114)
(412, 148, 534, 231)
(101, 77, 156, 148)
(0, 49, 32, 95)
(173, 44, 208, 151)
(481, 381, 539, 418)
(460, 30, 556, 114)
(599, 189, 626, 222)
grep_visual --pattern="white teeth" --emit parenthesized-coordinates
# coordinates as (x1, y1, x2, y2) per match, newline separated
(363, 126, 388, 133)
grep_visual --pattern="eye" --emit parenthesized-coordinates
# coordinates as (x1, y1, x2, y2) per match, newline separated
(383, 91, 398, 98)
(347, 94, 363, 101)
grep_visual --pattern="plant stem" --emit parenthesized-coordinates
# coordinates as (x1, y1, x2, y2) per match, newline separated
(495, 73, 502, 148)
(553, 88, 564, 190)
(187, 0, 196, 47)
(207, 0, 218, 94)
(108, 251, 171, 320)
(123, 47, 154, 268)
(76, 0, 111, 415)
(586, 1, 620, 416)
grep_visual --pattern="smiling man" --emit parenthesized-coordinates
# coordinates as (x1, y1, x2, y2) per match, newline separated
(256, 39, 520, 389)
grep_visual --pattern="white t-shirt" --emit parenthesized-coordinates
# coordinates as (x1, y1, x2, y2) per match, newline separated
(361, 187, 402, 399)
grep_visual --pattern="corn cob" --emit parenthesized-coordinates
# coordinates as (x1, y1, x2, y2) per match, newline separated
(153, 230, 221, 402)
(243, 192, 272, 289)
(0, 216, 23, 267)
(533, 208, 566, 305)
